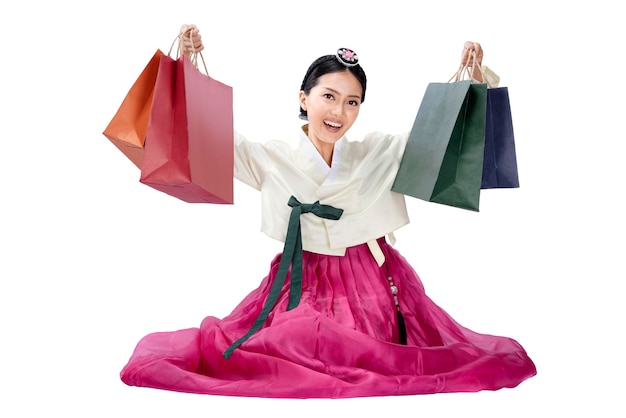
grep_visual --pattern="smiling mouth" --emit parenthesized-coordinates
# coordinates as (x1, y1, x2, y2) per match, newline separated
(324, 120, 342, 128)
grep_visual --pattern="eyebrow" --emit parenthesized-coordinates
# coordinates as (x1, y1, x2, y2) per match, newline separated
(322, 87, 362, 101)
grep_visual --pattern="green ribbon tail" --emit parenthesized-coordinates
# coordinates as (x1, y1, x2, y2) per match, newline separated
(222, 196, 343, 359)
(287, 225, 303, 310)
(223, 206, 302, 359)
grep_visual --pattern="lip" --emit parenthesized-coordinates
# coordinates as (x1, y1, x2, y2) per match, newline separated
(324, 120, 343, 130)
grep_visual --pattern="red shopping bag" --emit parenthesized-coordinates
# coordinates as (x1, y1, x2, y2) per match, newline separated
(102, 49, 163, 168)
(139, 53, 234, 204)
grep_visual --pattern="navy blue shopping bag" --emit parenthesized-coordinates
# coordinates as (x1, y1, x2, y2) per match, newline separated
(481, 87, 520, 189)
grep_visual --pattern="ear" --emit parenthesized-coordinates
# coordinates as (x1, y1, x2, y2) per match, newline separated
(299, 90, 307, 111)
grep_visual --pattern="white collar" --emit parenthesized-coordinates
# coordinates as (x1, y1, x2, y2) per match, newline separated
(297, 125, 346, 186)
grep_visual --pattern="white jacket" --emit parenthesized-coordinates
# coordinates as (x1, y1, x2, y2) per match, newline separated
(234, 126, 410, 265)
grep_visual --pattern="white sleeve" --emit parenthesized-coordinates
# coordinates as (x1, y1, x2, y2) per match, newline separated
(233, 131, 271, 190)
(482, 65, 500, 87)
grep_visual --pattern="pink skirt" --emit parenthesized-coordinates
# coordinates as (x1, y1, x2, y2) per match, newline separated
(120, 238, 536, 398)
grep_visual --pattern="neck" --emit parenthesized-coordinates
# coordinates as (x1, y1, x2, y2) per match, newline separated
(302, 124, 334, 166)
(312, 141, 334, 166)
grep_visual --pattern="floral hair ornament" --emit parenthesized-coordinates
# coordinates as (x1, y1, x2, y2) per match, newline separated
(336, 48, 359, 67)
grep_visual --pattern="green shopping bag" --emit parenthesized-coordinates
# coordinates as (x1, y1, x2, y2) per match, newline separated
(392, 80, 488, 211)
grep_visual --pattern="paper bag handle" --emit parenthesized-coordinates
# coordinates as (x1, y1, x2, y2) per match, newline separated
(168, 30, 210, 76)
(448, 50, 493, 87)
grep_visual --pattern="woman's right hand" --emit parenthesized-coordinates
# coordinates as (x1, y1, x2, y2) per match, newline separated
(179, 24, 204, 56)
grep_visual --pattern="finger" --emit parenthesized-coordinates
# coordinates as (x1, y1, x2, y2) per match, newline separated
(472, 42, 483, 57)
(185, 31, 202, 45)
(181, 40, 204, 54)
(185, 39, 203, 50)
(180, 24, 197, 32)
(462, 41, 483, 65)
(185, 41, 204, 51)
(461, 49, 468, 64)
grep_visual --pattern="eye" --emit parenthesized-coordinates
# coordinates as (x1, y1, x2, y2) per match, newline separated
(348, 99, 360, 106)
(324, 93, 335, 100)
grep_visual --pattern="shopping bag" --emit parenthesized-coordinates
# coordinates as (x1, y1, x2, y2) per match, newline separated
(102, 49, 163, 169)
(391, 80, 488, 211)
(481, 87, 520, 189)
(139, 52, 234, 204)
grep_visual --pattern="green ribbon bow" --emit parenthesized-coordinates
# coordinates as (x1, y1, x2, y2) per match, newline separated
(223, 196, 344, 359)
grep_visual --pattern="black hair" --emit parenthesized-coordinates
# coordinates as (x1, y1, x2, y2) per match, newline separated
(299, 54, 367, 120)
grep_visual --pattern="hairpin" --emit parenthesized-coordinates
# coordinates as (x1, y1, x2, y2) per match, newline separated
(336, 48, 359, 67)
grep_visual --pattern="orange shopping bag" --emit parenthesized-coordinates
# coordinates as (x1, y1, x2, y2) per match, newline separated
(102, 49, 163, 168)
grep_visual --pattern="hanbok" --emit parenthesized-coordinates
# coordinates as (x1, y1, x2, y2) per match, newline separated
(120, 128, 536, 398)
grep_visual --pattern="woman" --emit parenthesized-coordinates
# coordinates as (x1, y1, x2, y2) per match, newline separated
(120, 24, 536, 398)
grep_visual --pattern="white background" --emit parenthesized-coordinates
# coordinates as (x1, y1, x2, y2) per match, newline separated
(1, 1, 624, 417)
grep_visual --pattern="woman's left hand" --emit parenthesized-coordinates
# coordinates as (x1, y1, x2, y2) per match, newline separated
(461, 41, 484, 82)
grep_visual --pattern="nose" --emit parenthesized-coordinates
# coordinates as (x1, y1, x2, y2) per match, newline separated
(330, 102, 344, 117)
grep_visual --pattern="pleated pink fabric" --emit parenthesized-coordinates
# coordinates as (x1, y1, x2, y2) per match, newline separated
(120, 238, 536, 398)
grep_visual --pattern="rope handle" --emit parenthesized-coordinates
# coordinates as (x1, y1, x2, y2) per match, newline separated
(167, 29, 209, 75)
(448, 50, 493, 88)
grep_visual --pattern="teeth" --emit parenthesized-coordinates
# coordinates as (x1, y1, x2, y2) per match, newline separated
(325, 120, 342, 128)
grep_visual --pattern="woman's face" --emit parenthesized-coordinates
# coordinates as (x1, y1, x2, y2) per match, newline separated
(299, 70, 362, 148)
